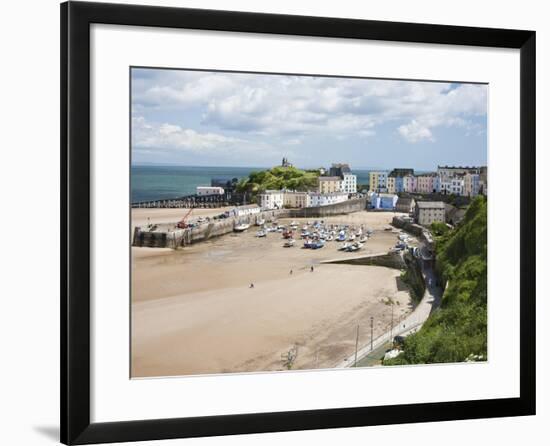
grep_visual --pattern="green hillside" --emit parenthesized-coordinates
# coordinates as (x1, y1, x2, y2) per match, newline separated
(235, 166, 319, 197)
(385, 196, 487, 365)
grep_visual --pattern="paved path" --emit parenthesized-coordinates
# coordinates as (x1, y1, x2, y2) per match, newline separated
(334, 256, 442, 368)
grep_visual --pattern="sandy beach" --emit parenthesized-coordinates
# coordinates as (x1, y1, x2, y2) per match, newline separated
(131, 210, 414, 377)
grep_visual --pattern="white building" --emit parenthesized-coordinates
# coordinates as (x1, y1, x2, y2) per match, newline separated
(450, 177, 464, 195)
(257, 190, 284, 210)
(308, 192, 348, 207)
(233, 204, 261, 217)
(196, 186, 224, 196)
(340, 173, 357, 194)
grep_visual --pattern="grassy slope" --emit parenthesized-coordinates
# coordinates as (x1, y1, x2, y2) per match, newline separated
(236, 166, 319, 197)
(385, 196, 487, 365)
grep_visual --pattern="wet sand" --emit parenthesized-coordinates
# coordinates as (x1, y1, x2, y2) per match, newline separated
(131, 210, 413, 377)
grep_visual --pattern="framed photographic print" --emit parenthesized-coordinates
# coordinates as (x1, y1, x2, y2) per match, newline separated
(61, 1, 536, 444)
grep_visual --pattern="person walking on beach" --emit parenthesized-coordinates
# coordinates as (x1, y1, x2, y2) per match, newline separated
(310, 266, 314, 273)
(289, 269, 293, 275)
(249, 283, 254, 288)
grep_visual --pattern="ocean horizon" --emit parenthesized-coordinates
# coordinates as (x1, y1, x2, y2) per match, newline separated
(131, 164, 376, 202)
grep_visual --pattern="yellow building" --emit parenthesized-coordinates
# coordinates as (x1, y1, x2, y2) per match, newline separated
(369, 171, 388, 192)
(386, 176, 396, 194)
(283, 191, 310, 208)
(318, 176, 341, 194)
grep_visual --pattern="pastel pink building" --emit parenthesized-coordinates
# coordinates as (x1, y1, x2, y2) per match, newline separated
(416, 174, 436, 193)
(403, 175, 417, 193)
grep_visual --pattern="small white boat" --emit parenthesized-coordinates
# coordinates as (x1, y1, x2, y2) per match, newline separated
(283, 239, 295, 247)
(255, 218, 265, 226)
(348, 234, 356, 241)
(234, 223, 250, 232)
(256, 230, 267, 237)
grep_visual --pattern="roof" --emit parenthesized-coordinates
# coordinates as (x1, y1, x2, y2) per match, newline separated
(318, 176, 341, 181)
(416, 201, 445, 209)
(396, 197, 415, 206)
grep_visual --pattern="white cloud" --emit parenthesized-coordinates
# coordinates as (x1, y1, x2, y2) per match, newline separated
(133, 116, 244, 152)
(132, 116, 283, 161)
(132, 70, 487, 145)
(398, 120, 434, 143)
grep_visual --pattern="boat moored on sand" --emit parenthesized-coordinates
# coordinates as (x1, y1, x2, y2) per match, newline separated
(234, 223, 250, 232)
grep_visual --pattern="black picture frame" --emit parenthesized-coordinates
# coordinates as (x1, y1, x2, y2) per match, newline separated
(61, 1, 536, 444)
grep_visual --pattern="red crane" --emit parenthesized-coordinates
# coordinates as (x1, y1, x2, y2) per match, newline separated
(176, 208, 193, 229)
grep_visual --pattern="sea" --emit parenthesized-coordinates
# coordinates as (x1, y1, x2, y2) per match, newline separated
(131, 165, 373, 203)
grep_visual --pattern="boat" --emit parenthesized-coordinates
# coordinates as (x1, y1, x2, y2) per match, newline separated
(336, 231, 346, 242)
(282, 230, 293, 239)
(256, 230, 267, 237)
(283, 239, 295, 247)
(359, 236, 368, 243)
(234, 223, 250, 232)
(255, 218, 265, 226)
(339, 242, 351, 251)
(348, 234, 356, 241)
(310, 240, 325, 249)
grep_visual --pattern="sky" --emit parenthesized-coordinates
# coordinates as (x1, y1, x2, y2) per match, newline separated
(131, 68, 487, 170)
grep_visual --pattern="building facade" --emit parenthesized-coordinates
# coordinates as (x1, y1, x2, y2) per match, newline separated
(386, 176, 396, 194)
(329, 163, 351, 177)
(258, 190, 284, 210)
(369, 171, 388, 192)
(340, 173, 357, 193)
(308, 192, 349, 207)
(196, 186, 225, 196)
(395, 197, 416, 214)
(414, 201, 446, 226)
(416, 174, 437, 194)
(283, 191, 310, 208)
(463, 173, 480, 197)
(369, 192, 398, 210)
(233, 204, 261, 217)
(403, 175, 417, 193)
(318, 176, 342, 194)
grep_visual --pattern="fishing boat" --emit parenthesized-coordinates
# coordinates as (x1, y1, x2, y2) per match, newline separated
(234, 223, 250, 232)
(310, 240, 325, 249)
(255, 218, 265, 226)
(348, 234, 356, 241)
(256, 230, 267, 237)
(339, 242, 351, 251)
(283, 239, 295, 247)
(336, 231, 346, 242)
